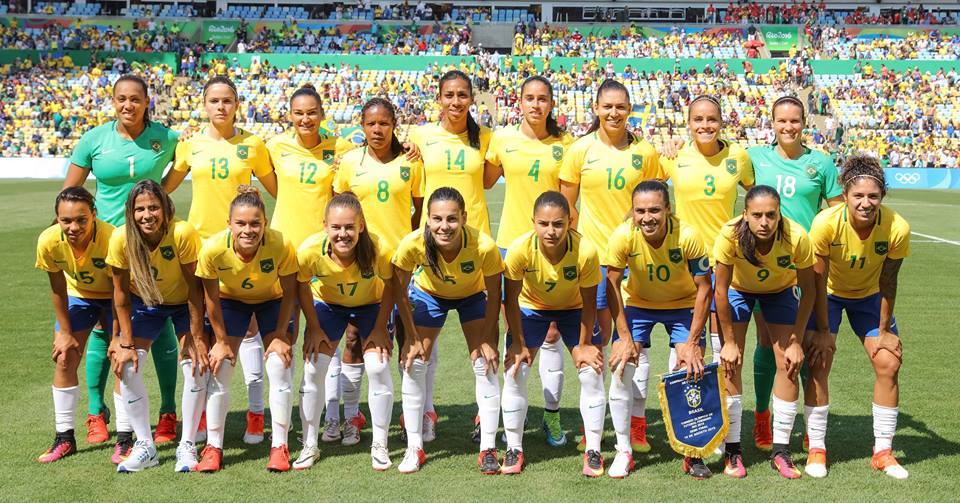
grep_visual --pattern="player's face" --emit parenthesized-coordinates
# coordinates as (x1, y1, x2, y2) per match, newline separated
(844, 178, 884, 226)
(773, 103, 804, 147)
(56, 201, 95, 246)
(521, 80, 553, 129)
(324, 206, 363, 256)
(289, 95, 321, 138)
(427, 200, 465, 247)
(112, 80, 148, 129)
(133, 193, 165, 239)
(229, 205, 265, 251)
(204, 84, 238, 128)
(439, 78, 473, 124)
(593, 89, 629, 135)
(744, 195, 780, 242)
(362, 105, 395, 152)
(687, 100, 721, 146)
(532, 205, 569, 247)
(632, 191, 668, 239)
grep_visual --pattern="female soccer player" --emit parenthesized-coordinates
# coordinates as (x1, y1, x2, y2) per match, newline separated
(293, 194, 397, 471)
(805, 156, 910, 479)
(106, 180, 204, 473)
(193, 186, 299, 472)
(36, 188, 115, 463)
(392, 187, 504, 474)
(747, 96, 843, 452)
(604, 180, 713, 479)
(713, 185, 816, 479)
(501, 191, 604, 476)
(64, 74, 181, 450)
(486, 76, 573, 448)
(165, 75, 277, 444)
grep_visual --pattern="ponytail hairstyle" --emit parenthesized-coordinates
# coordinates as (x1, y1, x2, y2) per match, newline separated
(229, 185, 266, 220)
(438, 70, 481, 150)
(520, 75, 563, 138)
(423, 187, 466, 278)
(687, 95, 723, 121)
(325, 193, 376, 278)
(54, 186, 96, 216)
(734, 185, 783, 267)
(631, 179, 672, 209)
(532, 190, 570, 218)
(586, 79, 634, 141)
(840, 154, 887, 197)
(123, 180, 175, 307)
(202, 75, 239, 125)
(290, 83, 326, 120)
(360, 97, 404, 158)
(113, 74, 151, 122)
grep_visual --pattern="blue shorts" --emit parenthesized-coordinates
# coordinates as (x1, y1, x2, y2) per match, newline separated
(710, 272, 764, 316)
(506, 307, 601, 349)
(726, 286, 799, 325)
(312, 301, 380, 341)
(620, 306, 704, 348)
(130, 296, 191, 340)
(806, 293, 898, 338)
(55, 296, 112, 333)
(597, 266, 629, 310)
(410, 286, 487, 328)
(208, 298, 294, 338)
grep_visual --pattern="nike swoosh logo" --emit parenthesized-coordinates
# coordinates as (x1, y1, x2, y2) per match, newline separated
(503, 408, 521, 413)
(166, 348, 177, 354)
(830, 243, 842, 247)
(628, 252, 642, 257)
(547, 368, 563, 373)
(190, 387, 203, 393)
(329, 372, 340, 377)
(483, 394, 497, 399)
(192, 151, 203, 155)
(586, 158, 599, 164)
(218, 266, 232, 271)
(279, 387, 291, 392)
(100, 150, 113, 155)
(588, 403, 604, 409)
(281, 152, 293, 157)
(128, 397, 143, 404)
(53, 259, 67, 263)
(505, 148, 518, 153)
(678, 163, 689, 169)
(355, 171, 367, 176)
(425, 141, 439, 146)
(523, 268, 539, 273)
(373, 391, 389, 396)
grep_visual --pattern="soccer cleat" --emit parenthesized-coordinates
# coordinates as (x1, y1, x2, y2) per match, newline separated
(582, 450, 604, 477)
(630, 416, 651, 453)
(267, 444, 291, 472)
(196, 411, 207, 444)
(871, 449, 909, 480)
(422, 411, 438, 443)
(321, 420, 342, 442)
(243, 411, 265, 444)
(117, 440, 159, 473)
(342, 413, 366, 446)
(803, 433, 810, 452)
(154, 412, 178, 444)
(542, 411, 567, 447)
(753, 410, 773, 452)
(500, 448, 524, 475)
(175, 440, 199, 473)
(771, 451, 802, 479)
(478, 448, 500, 474)
(111, 433, 134, 464)
(85, 413, 109, 444)
(398, 447, 427, 474)
(682, 457, 712, 479)
(804, 448, 828, 478)
(37, 432, 76, 463)
(292, 446, 321, 471)
(194, 445, 223, 473)
(723, 452, 747, 478)
(471, 415, 481, 444)
(371, 442, 392, 471)
(608, 450, 635, 479)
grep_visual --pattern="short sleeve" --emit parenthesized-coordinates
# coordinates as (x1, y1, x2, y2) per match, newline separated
(251, 140, 274, 178)
(174, 222, 201, 264)
(578, 242, 601, 288)
(194, 242, 218, 280)
(502, 240, 527, 281)
(479, 238, 505, 276)
(792, 229, 816, 269)
(558, 140, 586, 185)
(391, 234, 420, 272)
(410, 159, 425, 198)
(35, 234, 59, 272)
(712, 226, 738, 266)
(602, 225, 630, 268)
(335, 137, 357, 156)
(106, 227, 128, 270)
(332, 157, 352, 194)
(172, 139, 192, 173)
(888, 214, 911, 260)
(658, 155, 676, 182)
(374, 236, 395, 280)
(295, 244, 317, 283)
(739, 150, 755, 187)
(642, 145, 664, 180)
(484, 131, 502, 167)
(69, 129, 96, 169)
(808, 212, 834, 257)
(277, 239, 299, 276)
(820, 156, 842, 200)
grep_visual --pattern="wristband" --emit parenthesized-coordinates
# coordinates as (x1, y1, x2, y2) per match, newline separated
(120, 343, 135, 349)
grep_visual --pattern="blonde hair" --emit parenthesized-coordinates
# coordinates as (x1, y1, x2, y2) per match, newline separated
(124, 180, 175, 307)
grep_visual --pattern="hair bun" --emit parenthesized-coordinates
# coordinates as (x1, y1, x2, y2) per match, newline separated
(236, 184, 261, 196)
(300, 83, 316, 91)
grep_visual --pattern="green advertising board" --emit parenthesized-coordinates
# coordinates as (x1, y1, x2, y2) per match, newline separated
(761, 25, 799, 52)
(203, 20, 240, 44)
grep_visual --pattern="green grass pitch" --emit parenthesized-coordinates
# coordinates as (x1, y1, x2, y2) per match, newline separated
(1, 179, 959, 500)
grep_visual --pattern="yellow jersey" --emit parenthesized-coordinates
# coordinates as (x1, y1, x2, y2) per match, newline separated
(604, 217, 710, 309)
(36, 219, 115, 300)
(268, 130, 355, 247)
(486, 126, 573, 249)
(713, 216, 815, 294)
(809, 204, 910, 299)
(503, 230, 600, 310)
(172, 128, 274, 238)
(410, 122, 493, 236)
(558, 132, 662, 256)
(195, 228, 298, 304)
(393, 225, 503, 299)
(297, 231, 394, 307)
(106, 219, 201, 305)
(661, 141, 755, 258)
(332, 147, 425, 249)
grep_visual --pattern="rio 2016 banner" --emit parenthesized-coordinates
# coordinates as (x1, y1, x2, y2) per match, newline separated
(657, 362, 728, 458)
(203, 20, 241, 44)
(761, 25, 800, 52)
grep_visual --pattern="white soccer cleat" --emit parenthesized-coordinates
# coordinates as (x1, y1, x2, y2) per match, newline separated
(398, 447, 426, 474)
(370, 442, 392, 471)
(117, 440, 159, 473)
(174, 441, 198, 473)
(608, 449, 635, 479)
(804, 448, 828, 478)
(321, 420, 341, 442)
(872, 450, 909, 480)
(292, 446, 321, 471)
(342, 416, 363, 446)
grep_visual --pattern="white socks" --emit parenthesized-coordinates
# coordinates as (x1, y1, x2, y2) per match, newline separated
(578, 366, 606, 452)
(631, 347, 649, 419)
(401, 359, 427, 449)
(239, 334, 265, 414)
(300, 354, 332, 449)
(265, 353, 293, 448)
(772, 395, 798, 446)
(609, 362, 636, 453)
(324, 348, 342, 423)
(501, 362, 531, 451)
(725, 394, 743, 444)
(52, 385, 78, 433)
(114, 391, 131, 433)
(473, 357, 501, 451)
(538, 340, 564, 410)
(120, 349, 153, 447)
(341, 363, 364, 420)
(805, 404, 829, 450)
(205, 361, 235, 449)
(710, 333, 722, 360)
(872, 403, 898, 453)
(425, 343, 438, 415)
(179, 359, 209, 444)
(668, 347, 678, 372)
(363, 352, 394, 446)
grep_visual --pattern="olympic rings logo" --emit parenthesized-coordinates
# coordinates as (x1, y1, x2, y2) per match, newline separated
(894, 173, 921, 184)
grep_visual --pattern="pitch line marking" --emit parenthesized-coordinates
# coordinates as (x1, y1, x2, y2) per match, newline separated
(912, 232, 960, 247)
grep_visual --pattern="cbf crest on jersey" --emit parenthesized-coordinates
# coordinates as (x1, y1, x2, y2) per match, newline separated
(669, 248, 683, 264)
(806, 165, 818, 178)
(160, 246, 175, 261)
(563, 265, 577, 280)
(400, 165, 411, 181)
(658, 362, 728, 458)
(92, 258, 107, 269)
(875, 241, 888, 255)
(322, 149, 335, 165)
(552, 145, 563, 161)
(361, 269, 375, 279)
(725, 159, 737, 175)
(260, 258, 274, 273)
(632, 154, 643, 170)
(777, 255, 791, 268)
(237, 145, 249, 160)
(460, 261, 475, 274)
(151, 139, 162, 153)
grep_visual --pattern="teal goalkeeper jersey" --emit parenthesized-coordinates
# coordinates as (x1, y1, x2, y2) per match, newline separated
(70, 120, 179, 226)
(748, 144, 842, 230)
